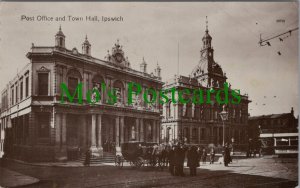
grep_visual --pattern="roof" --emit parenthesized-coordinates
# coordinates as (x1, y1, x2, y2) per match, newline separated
(249, 113, 292, 120)
(260, 132, 298, 138)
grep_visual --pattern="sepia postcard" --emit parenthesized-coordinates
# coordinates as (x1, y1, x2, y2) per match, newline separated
(0, 1, 298, 188)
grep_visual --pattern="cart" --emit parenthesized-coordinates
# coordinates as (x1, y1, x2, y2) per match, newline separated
(118, 141, 162, 169)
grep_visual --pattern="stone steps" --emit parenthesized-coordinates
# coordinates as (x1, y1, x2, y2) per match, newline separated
(76, 152, 116, 164)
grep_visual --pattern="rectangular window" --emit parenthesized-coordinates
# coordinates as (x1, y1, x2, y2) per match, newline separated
(11, 87, 14, 105)
(201, 128, 206, 140)
(15, 85, 18, 103)
(20, 81, 23, 101)
(38, 73, 49, 95)
(25, 77, 29, 97)
(38, 113, 50, 138)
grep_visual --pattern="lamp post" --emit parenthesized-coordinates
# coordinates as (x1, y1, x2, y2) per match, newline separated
(219, 106, 228, 146)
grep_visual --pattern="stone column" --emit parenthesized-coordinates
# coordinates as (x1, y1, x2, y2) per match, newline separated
(217, 127, 220, 145)
(90, 114, 99, 157)
(81, 115, 87, 148)
(140, 119, 144, 142)
(91, 114, 96, 146)
(97, 114, 103, 157)
(61, 114, 67, 147)
(198, 127, 201, 144)
(55, 113, 67, 161)
(120, 116, 124, 144)
(115, 116, 120, 147)
(153, 120, 156, 142)
(190, 126, 193, 144)
(135, 118, 139, 141)
(55, 113, 61, 148)
(156, 120, 160, 143)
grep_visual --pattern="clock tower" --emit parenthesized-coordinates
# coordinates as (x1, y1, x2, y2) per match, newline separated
(200, 16, 214, 62)
(191, 17, 227, 88)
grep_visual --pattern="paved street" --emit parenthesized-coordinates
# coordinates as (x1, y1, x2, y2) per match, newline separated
(0, 157, 298, 188)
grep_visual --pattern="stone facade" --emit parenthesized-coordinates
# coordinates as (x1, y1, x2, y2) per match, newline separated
(161, 23, 250, 148)
(0, 27, 163, 162)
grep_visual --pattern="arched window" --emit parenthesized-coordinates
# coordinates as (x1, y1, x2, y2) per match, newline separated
(67, 69, 82, 99)
(113, 80, 124, 105)
(169, 101, 174, 118)
(167, 102, 171, 118)
(92, 75, 104, 103)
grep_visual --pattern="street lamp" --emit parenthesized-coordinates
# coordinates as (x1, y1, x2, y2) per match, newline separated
(219, 105, 228, 146)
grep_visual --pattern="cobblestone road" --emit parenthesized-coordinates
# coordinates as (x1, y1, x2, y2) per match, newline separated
(0, 157, 297, 188)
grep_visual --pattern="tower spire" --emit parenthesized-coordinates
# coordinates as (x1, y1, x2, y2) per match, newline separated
(205, 16, 208, 32)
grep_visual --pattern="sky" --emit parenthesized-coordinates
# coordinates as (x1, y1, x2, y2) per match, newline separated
(0, 2, 298, 117)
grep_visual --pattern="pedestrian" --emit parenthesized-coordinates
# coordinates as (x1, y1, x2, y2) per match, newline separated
(177, 143, 186, 177)
(168, 145, 175, 175)
(198, 147, 203, 164)
(187, 146, 199, 176)
(202, 148, 207, 164)
(174, 145, 181, 176)
(210, 147, 215, 164)
(84, 149, 91, 166)
(223, 143, 231, 167)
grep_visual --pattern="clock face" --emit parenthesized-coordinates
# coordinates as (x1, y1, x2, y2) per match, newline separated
(115, 53, 123, 63)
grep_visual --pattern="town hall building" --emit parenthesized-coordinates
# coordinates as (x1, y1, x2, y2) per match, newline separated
(161, 21, 250, 148)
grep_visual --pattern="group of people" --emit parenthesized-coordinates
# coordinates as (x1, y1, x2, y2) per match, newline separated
(84, 142, 232, 174)
(167, 144, 212, 176)
(167, 142, 232, 176)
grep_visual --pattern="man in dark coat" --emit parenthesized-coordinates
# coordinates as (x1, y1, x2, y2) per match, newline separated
(174, 145, 181, 176)
(176, 143, 186, 177)
(210, 147, 215, 164)
(223, 143, 231, 166)
(202, 148, 207, 164)
(187, 146, 199, 176)
(168, 146, 175, 175)
(84, 149, 91, 166)
(198, 147, 203, 164)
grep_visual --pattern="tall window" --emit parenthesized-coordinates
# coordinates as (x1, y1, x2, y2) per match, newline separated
(38, 73, 49, 95)
(38, 113, 50, 138)
(131, 126, 136, 140)
(113, 80, 124, 105)
(20, 81, 23, 101)
(15, 84, 18, 103)
(11, 87, 14, 105)
(182, 104, 187, 117)
(59, 38, 63, 46)
(25, 76, 29, 97)
(68, 77, 79, 95)
(192, 128, 198, 142)
(147, 124, 152, 140)
(201, 128, 206, 140)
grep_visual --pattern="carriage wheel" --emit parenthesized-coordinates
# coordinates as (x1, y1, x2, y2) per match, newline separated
(129, 161, 135, 167)
(150, 157, 157, 167)
(135, 157, 144, 168)
(115, 155, 123, 169)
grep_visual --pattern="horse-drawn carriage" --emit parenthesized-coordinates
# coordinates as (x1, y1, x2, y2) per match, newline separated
(115, 141, 166, 169)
